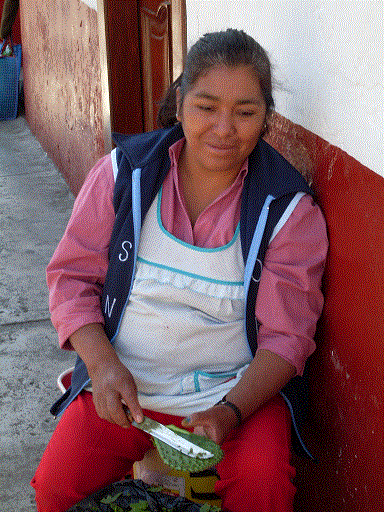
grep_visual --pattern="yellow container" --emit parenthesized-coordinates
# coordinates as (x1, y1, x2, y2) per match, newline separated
(133, 449, 222, 508)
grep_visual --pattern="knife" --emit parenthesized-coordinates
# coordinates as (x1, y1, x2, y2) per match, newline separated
(132, 416, 214, 459)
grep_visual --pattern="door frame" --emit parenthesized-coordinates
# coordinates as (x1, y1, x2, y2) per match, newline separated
(171, 0, 187, 79)
(96, 0, 186, 153)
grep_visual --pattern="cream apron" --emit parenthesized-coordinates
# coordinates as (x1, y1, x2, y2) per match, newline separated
(113, 190, 252, 416)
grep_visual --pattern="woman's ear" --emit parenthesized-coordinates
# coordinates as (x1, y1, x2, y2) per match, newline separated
(176, 87, 182, 122)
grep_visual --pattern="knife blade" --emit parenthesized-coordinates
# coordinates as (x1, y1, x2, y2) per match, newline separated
(132, 416, 214, 459)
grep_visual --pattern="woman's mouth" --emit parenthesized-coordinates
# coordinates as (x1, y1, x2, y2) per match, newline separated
(206, 142, 237, 152)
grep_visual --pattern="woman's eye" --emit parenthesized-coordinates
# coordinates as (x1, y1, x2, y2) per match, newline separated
(197, 105, 214, 112)
(237, 110, 256, 117)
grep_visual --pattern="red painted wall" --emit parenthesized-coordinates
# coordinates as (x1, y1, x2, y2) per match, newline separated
(265, 113, 384, 511)
(0, 0, 21, 43)
(19, 0, 105, 195)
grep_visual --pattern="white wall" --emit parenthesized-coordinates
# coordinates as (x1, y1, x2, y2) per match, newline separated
(186, 0, 384, 176)
(80, 0, 97, 10)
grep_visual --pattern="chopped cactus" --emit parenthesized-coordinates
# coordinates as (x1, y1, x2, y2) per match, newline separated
(153, 426, 224, 472)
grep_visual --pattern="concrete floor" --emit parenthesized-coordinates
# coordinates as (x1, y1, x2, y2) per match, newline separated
(0, 116, 76, 511)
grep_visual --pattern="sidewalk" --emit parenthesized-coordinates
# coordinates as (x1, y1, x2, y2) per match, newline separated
(0, 116, 76, 511)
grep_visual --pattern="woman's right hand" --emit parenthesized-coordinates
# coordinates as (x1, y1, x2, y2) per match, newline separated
(88, 357, 143, 427)
(68, 323, 144, 428)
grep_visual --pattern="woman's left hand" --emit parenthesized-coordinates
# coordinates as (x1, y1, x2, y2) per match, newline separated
(181, 404, 239, 445)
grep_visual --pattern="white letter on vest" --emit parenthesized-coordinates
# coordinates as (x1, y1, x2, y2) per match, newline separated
(119, 240, 132, 262)
(105, 295, 116, 318)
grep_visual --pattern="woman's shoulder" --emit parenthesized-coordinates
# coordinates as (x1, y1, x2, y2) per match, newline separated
(76, 153, 115, 199)
(270, 193, 328, 252)
(71, 154, 115, 215)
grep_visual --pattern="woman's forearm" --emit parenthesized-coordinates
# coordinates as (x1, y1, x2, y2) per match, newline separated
(69, 323, 120, 373)
(225, 349, 296, 421)
(181, 349, 296, 444)
(69, 323, 143, 424)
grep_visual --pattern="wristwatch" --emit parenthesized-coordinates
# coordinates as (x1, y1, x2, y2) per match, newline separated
(215, 396, 242, 427)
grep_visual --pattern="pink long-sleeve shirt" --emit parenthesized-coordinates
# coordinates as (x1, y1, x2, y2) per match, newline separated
(47, 140, 328, 376)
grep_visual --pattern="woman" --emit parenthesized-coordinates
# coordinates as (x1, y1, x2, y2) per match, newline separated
(32, 29, 328, 512)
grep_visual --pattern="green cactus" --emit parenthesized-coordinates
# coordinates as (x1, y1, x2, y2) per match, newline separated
(153, 426, 224, 472)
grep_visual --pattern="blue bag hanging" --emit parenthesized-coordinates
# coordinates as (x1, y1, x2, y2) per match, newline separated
(0, 37, 22, 121)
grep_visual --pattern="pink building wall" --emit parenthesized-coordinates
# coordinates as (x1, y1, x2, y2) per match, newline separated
(19, 0, 105, 194)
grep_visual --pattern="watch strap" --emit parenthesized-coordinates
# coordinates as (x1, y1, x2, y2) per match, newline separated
(215, 396, 242, 427)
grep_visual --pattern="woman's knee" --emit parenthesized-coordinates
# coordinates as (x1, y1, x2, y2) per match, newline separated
(31, 469, 80, 512)
(214, 396, 296, 511)
(215, 454, 296, 512)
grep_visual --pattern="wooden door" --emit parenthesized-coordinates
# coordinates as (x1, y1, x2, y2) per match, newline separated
(97, 0, 186, 145)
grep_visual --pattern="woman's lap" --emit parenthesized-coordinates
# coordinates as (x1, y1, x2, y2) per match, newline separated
(32, 392, 295, 512)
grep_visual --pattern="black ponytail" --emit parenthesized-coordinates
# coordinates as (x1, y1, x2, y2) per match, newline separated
(157, 75, 182, 128)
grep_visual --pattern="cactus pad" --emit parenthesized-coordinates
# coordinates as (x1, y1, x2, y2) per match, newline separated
(153, 426, 224, 472)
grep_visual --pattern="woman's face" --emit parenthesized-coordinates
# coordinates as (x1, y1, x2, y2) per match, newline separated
(177, 64, 267, 179)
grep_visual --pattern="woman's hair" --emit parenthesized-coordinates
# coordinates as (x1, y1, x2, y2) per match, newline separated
(157, 28, 274, 129)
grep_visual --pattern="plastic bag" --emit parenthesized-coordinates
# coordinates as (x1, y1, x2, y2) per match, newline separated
(0, 37, 22, 120)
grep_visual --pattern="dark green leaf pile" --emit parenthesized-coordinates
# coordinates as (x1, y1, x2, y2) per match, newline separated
(66, 479, 222, 512)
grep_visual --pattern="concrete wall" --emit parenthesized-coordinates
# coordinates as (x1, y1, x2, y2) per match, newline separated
(186, 2, 384, 511)
(19, 0, 105, 194)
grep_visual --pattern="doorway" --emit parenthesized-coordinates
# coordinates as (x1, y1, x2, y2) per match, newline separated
(97, 0, 186, 151)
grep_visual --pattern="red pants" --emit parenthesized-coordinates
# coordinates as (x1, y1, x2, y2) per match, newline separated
(31, 392, 296, 512)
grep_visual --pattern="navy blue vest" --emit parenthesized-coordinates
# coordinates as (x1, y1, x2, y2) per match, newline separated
(51, 124, 314, 459)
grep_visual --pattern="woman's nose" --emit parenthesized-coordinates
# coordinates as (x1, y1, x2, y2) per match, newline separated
(214, 112, 236, 136)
